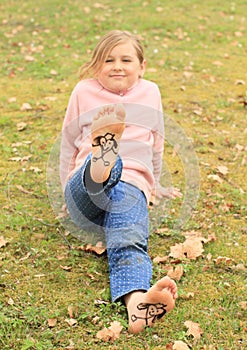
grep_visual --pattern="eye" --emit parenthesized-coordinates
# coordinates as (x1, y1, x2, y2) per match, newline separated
(105, 58, 113, 63)
(122, 58, 131, 62)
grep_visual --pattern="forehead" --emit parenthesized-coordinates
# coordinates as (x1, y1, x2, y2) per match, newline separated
(108, 41, 138, 56)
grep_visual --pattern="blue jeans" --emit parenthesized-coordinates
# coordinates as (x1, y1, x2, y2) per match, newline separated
(64, 154, 152, 301)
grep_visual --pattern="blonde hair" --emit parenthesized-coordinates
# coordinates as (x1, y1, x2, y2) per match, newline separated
(79, 30, 145, 79)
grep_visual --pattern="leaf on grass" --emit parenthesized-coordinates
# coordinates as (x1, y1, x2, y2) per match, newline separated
(214, 256, 234, 265)
(96, 321, 123, 342)
(9, 155, 32, 162)
(216, 165, 228, 176)
(170, 238, 204, 260)
(167, 265, 184, 281)
(68, 305, 75, 318)
(181, 292, 195, 300)
(239, 301, 247, 310)
(65, 318, 77, 327)
(172, 340, 190, 350)
(60, 265, 72, 271)
(48, 318, 57, 327)
(29, 166, 42, 173)
(0, 236, 8, 248)
(153, 255, 169, 263)
(7, 297, 14, 305)
(20, 102, 32, 111)
(169, 243, 184, 259)
(79, 241, 106, 255)
(183, 238, 204, 259)
(208, 174, 223, 183)
(16, 184, 33, 195)
(184, 320, 203, 339)
(155, 227, 171, 236)
(17, 122, 27, 131)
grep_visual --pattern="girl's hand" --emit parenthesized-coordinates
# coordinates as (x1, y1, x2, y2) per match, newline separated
(155, 183, 183, 200)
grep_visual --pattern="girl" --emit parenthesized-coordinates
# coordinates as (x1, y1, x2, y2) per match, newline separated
(60, 30, 180, 334)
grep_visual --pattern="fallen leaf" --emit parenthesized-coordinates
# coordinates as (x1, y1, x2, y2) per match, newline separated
(214, 256, 234, 265)
(29, 166, 42, 173)
(65, 318, 77, 327)
(50, 69, 58, 75)
(208, 174, 223, 183)
(96, 321, 123, 342)
(48, 318, 57, 327)
(239, 301, 247, 310)
(0, 236, 8, 248)
(9, 155, 32, 162)
(79, 241, 106, 255)
(60, 265, 72, 271)
(68, 305, 75, 318)
(169, 243, 184, 259)
(212, 60, 223, 66)
(20, 102, 32, 111)
(235, 79, 245, 85)
(170, 237, 204, 260)
(183, 238, 204, 259)
(172, 340, 190, 350)
(153, 255, 169, 263)
(184, 320, 203, 339)
(8, 297, 14, 305)
(167, 265, 184, 280)
(25, 55, 35, 62)
(217, 165, 228, 176)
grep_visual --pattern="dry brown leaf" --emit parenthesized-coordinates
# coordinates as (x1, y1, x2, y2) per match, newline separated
(214, 256, 234, 265)
(17, 122, 27, 131)
(208, 174, 223, 183)
(172, 340, 190, 350)
(68, 305, 75, 318)
(170, 237, 204, 260)
(96, 321, 123, 342)
(217, 165, 228, 175)
(169, 243, 184, 259)
(50, 69, 58, 75)
(0, 236, 8, 248)
(9, 155, 32, 162)
(65, 318, 77, 327)
(153, 255, 169, 263)
(48, 318, 57, 327)
(183, 238, 204, 260)
(79, 241, 106, 255)
(29, 166, 42, 173)
(184, 320, 203, 339)
(239, 301, 247, 310)
(60, 265, 72, 271)
(20, 102, 32, 111)
(167, 265, 184, 281)
(7, 297, 14, 305)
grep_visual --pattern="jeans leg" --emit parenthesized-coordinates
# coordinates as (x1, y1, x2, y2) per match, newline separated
(64, 154, 123, 231)
(104, 182, 152, 301)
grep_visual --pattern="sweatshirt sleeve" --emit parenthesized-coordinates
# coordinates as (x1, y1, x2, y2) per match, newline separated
(60, 87, 81, 191)
(152, 85, 164, 184)
(152, 111, 164, 183)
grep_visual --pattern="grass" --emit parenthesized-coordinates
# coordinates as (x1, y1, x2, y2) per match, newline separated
(0, 0, 246, 349)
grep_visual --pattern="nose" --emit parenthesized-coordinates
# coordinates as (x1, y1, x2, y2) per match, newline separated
(113, 60, 122, 70)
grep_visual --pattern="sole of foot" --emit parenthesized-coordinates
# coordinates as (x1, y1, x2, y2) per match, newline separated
(90, 104, 126, 183)
(125, 276, 178, 334)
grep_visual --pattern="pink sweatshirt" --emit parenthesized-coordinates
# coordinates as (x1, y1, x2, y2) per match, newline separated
(60, 78, 164, 202)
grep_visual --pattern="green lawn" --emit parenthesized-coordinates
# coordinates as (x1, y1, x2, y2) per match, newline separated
(0, 0, 246, 349)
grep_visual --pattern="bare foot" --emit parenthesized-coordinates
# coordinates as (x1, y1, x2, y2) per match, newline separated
(90, 104, 125, 183)
(124, 276, 178, 334)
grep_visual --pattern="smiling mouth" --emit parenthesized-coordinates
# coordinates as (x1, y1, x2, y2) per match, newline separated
(110, 75, 125, 78)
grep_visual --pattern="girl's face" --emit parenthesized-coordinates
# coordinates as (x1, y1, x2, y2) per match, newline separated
(97, 41, 146, 94)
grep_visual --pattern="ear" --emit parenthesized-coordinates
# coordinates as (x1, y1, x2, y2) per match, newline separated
(139, 59, 146, 77)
